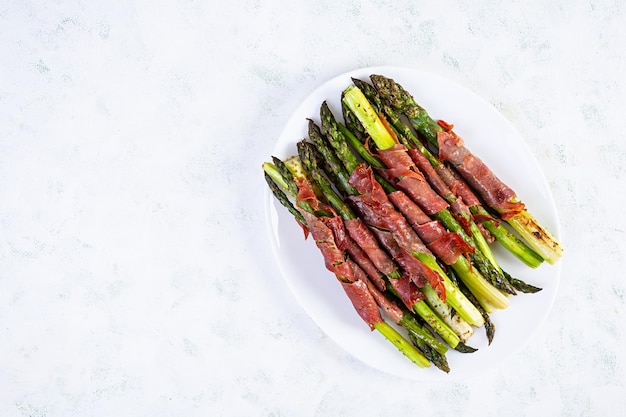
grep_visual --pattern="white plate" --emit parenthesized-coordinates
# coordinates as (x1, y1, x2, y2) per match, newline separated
(264, 66, 562, 381)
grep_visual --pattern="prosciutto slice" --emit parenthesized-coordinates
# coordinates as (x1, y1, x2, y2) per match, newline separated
(300, 210, 354, 282)
(438, 130, 525, 219)
(351, 258, 405, 324)
(369, 228, 427, 309)
(388, 190, 474, 266)
(296, 175, 412, 323)
(432, 164, 496, 242)
(339, 279, 383, 329)
(432, 158, 482, 208)
(344, 218, 397, 278)
(338, 228, 387, 292)
(376, 144, 448, 215)
(349, 195, 430, 256)
(407, 148, 457, 207)
(362, 275, 404, 325)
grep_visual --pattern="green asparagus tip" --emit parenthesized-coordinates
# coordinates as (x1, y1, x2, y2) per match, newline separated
(342, 84, 397, 151)
(369, 74, 419, 119)
(262, 161, 290, 192)
(454, 342, 478, 354)
(264, 171, 307, 226)
(373, 321, 431, 368)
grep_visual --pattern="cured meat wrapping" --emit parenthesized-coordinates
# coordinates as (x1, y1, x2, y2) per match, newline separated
(296, 178, 383, 329)
(376, 144, 448, 215)
(387, 191, 474, 266)
(339, 278, 383, 329)
(344, 218, 397, 278)
(437, 130, 525, 219)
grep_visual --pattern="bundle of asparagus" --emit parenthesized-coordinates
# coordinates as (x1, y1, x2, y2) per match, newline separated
(263, 72, 563, 373)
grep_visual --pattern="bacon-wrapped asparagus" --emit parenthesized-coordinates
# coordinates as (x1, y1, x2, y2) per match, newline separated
(339, 85, 512, 290)
(339, 88, 511, 312)
(264, 71, 567, 371)
(263, 159, 455, 370)
(351, 76, 544, 273)
(304, 122, 486, 326)
(369, 74, 563, 265)
(296, 140, 481, 348)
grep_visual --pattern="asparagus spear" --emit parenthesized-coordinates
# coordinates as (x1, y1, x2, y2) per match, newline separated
(373, 321, 431, 368)
(447, 265, 495, 344)
(369, 74, 563, 265)
(408, 328, 450, 373)
(264, 172, 306, 226)
(505, 271, 542, 294)
(307, 119, 358, 197)
(399, 308, 449, 356)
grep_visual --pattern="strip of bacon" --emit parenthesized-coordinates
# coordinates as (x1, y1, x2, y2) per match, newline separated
(437, 130, 525, 219)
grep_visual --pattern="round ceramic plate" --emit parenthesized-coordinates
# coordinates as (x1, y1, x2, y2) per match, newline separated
(264, 66, 562, 380)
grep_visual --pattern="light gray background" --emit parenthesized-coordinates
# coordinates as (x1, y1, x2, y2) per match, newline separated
(1, 1, 623, 416)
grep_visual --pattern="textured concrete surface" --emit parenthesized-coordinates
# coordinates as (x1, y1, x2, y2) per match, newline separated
(1, 1, 624, 416)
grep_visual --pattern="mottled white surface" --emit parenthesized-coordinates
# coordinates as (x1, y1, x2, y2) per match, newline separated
(0, 0, 624, 416)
